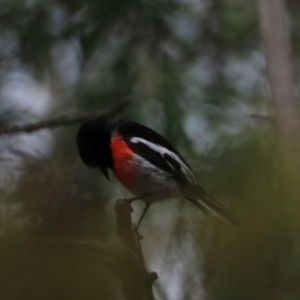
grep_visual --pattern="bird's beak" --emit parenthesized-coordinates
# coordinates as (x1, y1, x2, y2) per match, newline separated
(100, 167, 110, 181)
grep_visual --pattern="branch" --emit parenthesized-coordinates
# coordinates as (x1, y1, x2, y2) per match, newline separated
(0, 100, 131, 136)
(114, 199, 157, 300)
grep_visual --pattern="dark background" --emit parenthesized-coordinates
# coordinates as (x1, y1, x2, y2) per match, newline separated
(0, 0, 300, 299)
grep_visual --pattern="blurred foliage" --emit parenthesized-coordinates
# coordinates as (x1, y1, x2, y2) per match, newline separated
(0, 237, 150, 300)
(0, 0, 299, 299)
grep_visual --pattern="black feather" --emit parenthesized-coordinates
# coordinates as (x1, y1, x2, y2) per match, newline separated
(185, 185, 239, 227)
(119, 120, 193, 171)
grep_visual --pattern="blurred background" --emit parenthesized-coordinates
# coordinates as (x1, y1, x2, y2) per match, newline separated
(0, 0, 300, 299)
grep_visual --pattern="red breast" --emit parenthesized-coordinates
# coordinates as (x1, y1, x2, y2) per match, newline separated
(110, 133, 137, 190)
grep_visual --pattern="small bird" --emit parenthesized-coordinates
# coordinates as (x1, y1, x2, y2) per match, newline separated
(76, 115, 237, 228)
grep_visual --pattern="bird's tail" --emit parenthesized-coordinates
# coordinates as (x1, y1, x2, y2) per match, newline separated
(185, 185, 238, 227)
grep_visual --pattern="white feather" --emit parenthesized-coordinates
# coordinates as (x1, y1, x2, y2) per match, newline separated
(130, 136, 197, 184)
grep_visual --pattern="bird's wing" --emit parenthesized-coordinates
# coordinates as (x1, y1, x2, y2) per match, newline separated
(118, 119, 196, 184)
(126, 135, 197, 185)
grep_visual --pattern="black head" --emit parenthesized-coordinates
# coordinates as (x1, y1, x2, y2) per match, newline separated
(76, 116, 116, 180)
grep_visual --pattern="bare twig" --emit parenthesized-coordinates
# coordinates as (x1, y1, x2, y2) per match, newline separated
(0, 100, 130, 136)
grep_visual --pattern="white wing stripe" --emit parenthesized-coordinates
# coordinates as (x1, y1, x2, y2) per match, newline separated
(130, 137, 184, 166)
(130, 136, 196, 184)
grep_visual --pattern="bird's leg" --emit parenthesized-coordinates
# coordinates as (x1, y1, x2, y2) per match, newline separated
(136, 203, 151, 229)
(125, 194, 151, 231)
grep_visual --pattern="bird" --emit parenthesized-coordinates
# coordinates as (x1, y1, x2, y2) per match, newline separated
(76, 115, 237, 228)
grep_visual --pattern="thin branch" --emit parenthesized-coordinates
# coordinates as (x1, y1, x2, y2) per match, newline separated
(0, 100, 131, 136)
